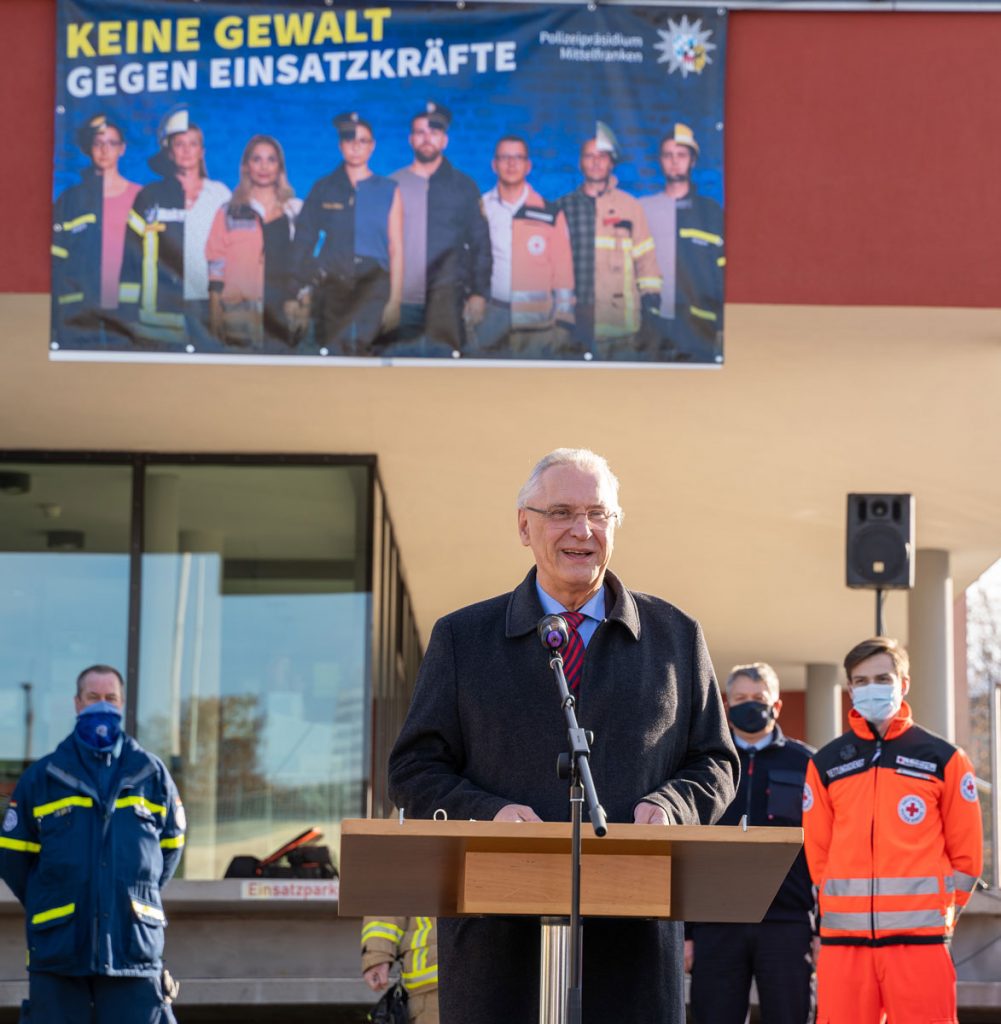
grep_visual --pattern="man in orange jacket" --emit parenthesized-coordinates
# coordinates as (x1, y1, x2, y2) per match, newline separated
(476, 135, 575, 360)
(803, 636, 983, 1024)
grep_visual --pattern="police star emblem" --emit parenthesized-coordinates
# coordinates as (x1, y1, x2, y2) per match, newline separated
(654, 17, 716, 78)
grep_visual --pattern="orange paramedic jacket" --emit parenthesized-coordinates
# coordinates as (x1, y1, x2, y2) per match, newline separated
(803, 702, 982, 946)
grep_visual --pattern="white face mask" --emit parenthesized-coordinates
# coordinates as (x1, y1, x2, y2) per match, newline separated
(851, 682, 902, 724)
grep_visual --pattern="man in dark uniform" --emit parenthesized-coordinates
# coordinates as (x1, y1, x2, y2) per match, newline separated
(0, 665, 185, 1023)
(387, 102, 491, 357)
(388, 448, 738, 1023)
(640, 123, 725, 362)
(686, 662, 816, 1024)
(286, 112, 402, 356)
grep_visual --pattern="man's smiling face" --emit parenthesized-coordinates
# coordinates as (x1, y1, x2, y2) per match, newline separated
(517, 463, 618, 608)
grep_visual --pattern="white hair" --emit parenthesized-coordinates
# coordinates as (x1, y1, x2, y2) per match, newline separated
(516, 448, 622, 516)
(726, 663, 781, 702)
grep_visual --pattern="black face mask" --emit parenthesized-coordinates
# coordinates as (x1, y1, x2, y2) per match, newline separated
(729, 700, 774, 734)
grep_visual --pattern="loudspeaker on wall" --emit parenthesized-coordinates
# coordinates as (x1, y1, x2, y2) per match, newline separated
(846, 493, 915, 589)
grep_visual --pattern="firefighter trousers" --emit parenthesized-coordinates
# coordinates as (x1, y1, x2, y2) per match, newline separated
(816, 943, 957, 1024)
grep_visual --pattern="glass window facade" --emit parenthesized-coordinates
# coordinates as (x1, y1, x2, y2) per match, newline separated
(0, 454, 419, 878)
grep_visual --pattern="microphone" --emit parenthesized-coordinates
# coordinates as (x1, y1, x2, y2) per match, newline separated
(537, 614, 569, 651)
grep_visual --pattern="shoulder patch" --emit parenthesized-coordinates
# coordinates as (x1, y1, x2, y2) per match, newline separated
(522, 207, 556, 225)
(826, 758, 866, 779)
(896, 755, 937, 773)
(898, 794, 927, 825)
(960, 771, 978, 803)
(802, 782, 814, 813)
(3, 808, 17, 832)
(175, 801, 186, 831)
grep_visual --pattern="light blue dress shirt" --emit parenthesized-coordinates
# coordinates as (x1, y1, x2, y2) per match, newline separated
(535, 582, 606, 648)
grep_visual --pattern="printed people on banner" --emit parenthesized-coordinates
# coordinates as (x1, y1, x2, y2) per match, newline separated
(640, 123, 724, 362)
(205, 135, 302, 351)
(475, 136, 575, 359)
(53, 105, 724, 362)
(286, 112, 402, 356)
(558, 123, 663, 360)
(387, 102, 492, 357)
(51, 114, 140, 345)
(119, 105, 230, 346)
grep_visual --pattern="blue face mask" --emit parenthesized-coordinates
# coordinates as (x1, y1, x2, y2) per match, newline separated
(851, 682, 902, 725)
(75, 701, 123, 750)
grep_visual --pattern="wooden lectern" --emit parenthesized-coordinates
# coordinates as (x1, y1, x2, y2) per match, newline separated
(339, 819, 802, 1021)
(340, 818, 801, 920)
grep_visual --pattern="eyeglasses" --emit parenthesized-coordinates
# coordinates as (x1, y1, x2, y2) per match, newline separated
(524, 505, 619, 526)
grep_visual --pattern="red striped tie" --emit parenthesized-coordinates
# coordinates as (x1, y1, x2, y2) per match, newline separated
(561, 611, 586, 692)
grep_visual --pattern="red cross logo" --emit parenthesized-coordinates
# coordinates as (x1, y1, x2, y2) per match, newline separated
(961, 771, 978, 803)
(898, 794, 926, 824)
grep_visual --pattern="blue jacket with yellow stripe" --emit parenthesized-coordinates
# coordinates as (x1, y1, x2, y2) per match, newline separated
(51, 170, 103, 340)
(0, 732, 185, 977)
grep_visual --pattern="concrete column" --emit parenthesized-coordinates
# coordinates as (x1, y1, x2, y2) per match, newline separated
(806, 663, 842, 748)
(907, 548, 955, 741)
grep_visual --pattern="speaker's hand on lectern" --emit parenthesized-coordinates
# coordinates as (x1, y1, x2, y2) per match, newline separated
(494, 804, 543, 823)
(364, 963, 390, 992)
(633, 801, 670, 825)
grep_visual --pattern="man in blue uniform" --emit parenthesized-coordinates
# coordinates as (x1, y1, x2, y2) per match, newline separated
(686, 662, 816, 1024)
(0, 665, 185, 1023)
(640, 123, 725, 362)
(286, 111, 402, 356)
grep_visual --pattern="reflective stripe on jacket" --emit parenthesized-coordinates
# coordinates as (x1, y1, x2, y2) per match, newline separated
(593, 185, 662, 339)
(0, 733, 185, 976)
(509, 186, 575, 330)
(804, 703, 982, 946)
(361, 915, 438, 993)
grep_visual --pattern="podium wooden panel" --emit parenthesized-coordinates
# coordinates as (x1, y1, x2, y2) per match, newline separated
(338, 819, 802, 922)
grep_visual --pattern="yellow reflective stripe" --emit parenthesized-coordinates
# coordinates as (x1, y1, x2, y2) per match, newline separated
(0, 837, 40, 854)
(594, 236, 616, 250)
(410, 916, 432, 950)
(62, 213, 96, 232)
(127, 210, 146, 236)
(361, 921, 404, 944)
(51, 245, 69, 259)
(637, 276, 662, 290)
(689, 306, 718, 322)
(35, 796, 93, 819)
(56, 292, 84, 306)
(632, 236, 655, 258)
(402, 963, 438, 989)
(32, 903, 74, 925)
(119, 282, 140, 303)
(116, 795, 166, 817)
(680, 227, 723, 246)
(131, 899, 166, 923)
(160, 835, 185, 849)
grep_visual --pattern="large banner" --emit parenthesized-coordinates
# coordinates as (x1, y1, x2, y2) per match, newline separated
(52, 1, 726, 365)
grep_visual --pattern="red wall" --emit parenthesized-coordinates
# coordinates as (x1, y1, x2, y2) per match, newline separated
(4, 4, 1001, 307)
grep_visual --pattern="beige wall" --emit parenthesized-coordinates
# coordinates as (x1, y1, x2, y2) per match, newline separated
(3, 294, 1001, 678)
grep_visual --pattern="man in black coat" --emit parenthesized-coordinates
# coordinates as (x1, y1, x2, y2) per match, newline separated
(388, 448, 738, 1023)
(686, 662, 817, 1024)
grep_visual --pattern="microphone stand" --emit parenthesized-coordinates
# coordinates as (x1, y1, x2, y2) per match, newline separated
(547, 646, 607, 1024)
